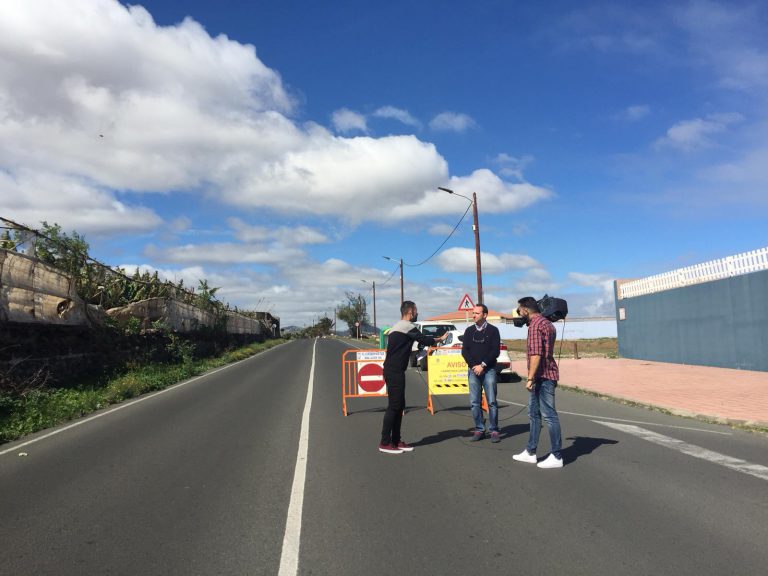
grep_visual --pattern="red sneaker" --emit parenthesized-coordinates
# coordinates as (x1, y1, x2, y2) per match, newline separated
(378, 443, 403, 454)
(396, 441, 414, 452)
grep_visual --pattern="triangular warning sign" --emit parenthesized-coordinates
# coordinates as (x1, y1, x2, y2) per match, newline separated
(457, 293, 475, 311)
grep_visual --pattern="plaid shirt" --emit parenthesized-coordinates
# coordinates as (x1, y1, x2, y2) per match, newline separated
(526, 314, 559, 382)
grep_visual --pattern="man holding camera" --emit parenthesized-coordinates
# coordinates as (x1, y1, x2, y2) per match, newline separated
(512, 296, 563, 469)
(462, 304, 501, 442)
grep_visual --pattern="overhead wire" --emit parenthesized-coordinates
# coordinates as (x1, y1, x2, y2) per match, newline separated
(403, 202, 473, 268)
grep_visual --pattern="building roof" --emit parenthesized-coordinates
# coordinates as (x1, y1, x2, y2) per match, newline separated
(425, 308, 515, 322)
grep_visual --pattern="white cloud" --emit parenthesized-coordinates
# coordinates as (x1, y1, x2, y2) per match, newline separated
(654, 113, 743, 151)
(0, 169, 162, 235)
(435, 247, 542, 274)
(492, 153, 535, 180)
(373, 106, 421, 128)
(428, 223, 456, 236)
(672, 1, 768, 90)
(568, 272, 617, 316)
(169, 216, 192, 233)
(144, 242, 305, 265)
(624, 105, 650, 121)
(331, 108, 368, 133)
(2, 1, 542, 229)
(228, 218, 330, 245)
(513, 268, 558, 295)
(429, 112, 476, 133)
(390, 169, 553, 220)
(568, 272, 614, 288)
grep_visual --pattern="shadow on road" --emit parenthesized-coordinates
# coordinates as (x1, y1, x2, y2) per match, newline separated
(561, 436, 619, 464)
(414, 428, 470, 447)
(498, 423, 530, 440)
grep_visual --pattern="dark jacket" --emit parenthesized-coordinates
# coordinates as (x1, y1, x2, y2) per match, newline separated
(461, 323, 501, 369)
(383, 320, 437, 373)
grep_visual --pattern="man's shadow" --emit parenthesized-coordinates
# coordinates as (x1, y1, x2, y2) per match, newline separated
(499, 422, 530, 440)
(561, 436, 618, 464)
(413, 428, 469, 447)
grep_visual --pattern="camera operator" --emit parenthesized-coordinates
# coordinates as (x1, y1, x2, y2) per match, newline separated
(512, 296, 563, 469)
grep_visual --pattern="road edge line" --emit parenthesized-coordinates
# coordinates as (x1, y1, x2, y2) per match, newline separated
(277, 338, 317, 575)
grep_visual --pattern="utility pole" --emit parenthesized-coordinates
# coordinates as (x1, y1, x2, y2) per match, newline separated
(383, 257, 405, 304)
(438, 187, 483, 304)
(372, 280, 377, 333)
(471, 192, 483, 304)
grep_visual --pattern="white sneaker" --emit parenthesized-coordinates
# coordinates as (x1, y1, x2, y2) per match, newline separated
(512, 450, 537, 464)
(536, 453, 563, 469)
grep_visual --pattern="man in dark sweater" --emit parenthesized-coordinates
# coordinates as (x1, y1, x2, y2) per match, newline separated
(379, 300, 447, 454)
(461, 304, 501, 442)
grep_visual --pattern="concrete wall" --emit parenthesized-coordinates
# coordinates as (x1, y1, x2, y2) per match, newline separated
(614, 269, 768, 371)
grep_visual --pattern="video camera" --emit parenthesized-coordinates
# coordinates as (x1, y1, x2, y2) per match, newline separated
(512, 294, 568, 327)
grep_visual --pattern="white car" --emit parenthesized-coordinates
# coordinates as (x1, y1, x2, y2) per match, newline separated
(409, 321, 457, 367)
(416, 329, 514, 381)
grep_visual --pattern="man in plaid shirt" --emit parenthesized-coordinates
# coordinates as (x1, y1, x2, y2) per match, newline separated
(512, 296, 563, 469)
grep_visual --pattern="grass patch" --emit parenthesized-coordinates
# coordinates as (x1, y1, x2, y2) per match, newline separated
(0, 339, 285, 444)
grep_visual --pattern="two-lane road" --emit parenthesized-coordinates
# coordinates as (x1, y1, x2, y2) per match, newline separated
(1, 338, 766, 575)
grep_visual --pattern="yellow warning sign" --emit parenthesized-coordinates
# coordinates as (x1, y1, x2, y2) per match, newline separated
(427, 350, 468, 395)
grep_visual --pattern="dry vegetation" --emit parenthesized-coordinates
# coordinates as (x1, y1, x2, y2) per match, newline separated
(504, 337, 618, 360)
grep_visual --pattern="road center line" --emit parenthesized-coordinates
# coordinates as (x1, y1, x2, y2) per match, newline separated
(593, 421, 768, 482)
(277, 338, 316, 576)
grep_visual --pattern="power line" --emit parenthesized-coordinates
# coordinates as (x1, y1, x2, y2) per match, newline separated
(403, 202, 472, 268)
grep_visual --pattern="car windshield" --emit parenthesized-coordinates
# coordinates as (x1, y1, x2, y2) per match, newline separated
(421, 325, 454, 337)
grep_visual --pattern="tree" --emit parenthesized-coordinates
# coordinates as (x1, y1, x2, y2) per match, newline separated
(33, 221, 90, 277)
(337, 292, 368, 337)
(195, 278, 220, 311)
(316, 316, 333, 336)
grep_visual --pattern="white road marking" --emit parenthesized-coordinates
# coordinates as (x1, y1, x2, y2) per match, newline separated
(495, 398, 732, 435)
(594, 421, 768, 482)
(0, 344, 286, 457)
(277, 338, 317, 576)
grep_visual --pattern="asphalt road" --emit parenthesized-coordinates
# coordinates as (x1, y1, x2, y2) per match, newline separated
(1, 338, 767, 575)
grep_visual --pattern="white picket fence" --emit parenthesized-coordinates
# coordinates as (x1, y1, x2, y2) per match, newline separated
(617, 247, 768, 299)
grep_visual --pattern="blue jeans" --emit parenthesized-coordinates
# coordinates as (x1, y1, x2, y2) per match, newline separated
(526, 379, 562, 458)
(468, 368, 498, 433)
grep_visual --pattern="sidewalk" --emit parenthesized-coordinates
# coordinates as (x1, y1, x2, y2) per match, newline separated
(554, 358, 768, 430)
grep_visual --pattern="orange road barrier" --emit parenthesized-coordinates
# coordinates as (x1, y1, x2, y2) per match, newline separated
(425, 347, 488, 415)
(342, 349, 388, 416)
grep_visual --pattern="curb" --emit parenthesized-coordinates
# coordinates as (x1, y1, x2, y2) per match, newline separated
(559, 384, 768, 435)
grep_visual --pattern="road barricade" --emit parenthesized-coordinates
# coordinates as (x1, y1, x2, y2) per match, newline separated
(342, 349, 387, 416)
(426, 347, 487, 415)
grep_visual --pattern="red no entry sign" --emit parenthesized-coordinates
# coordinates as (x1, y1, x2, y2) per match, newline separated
(358, 362, 386, 393)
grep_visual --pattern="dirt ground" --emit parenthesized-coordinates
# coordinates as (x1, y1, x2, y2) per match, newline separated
(504, 337, 618, 360)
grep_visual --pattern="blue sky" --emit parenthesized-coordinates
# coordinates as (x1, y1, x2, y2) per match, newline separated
(2, 0, 767, 328)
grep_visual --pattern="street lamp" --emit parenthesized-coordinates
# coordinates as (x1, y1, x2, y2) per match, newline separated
(438, 186, 483, 304)
(361, 279, 377, 336)
(383, 256, 404, 304)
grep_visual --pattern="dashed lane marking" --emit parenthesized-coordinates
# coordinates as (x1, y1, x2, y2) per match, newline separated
(593, 421, 768, 482)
